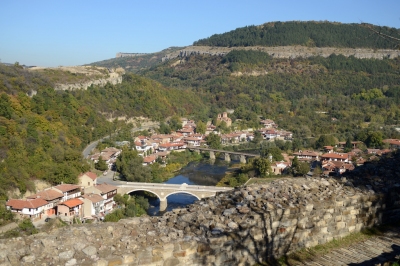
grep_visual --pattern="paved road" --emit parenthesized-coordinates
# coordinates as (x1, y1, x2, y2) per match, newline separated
(82, 140, 102, 159)
(81, 123, 158, 159)
(96, 170, 124, 186)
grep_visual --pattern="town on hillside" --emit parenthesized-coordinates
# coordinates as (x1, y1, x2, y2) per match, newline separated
(5, 113, 400, 224)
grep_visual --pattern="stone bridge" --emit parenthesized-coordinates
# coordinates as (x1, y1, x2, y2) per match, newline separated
(187, 146, 259, 164)
(117, 182, 232, 211)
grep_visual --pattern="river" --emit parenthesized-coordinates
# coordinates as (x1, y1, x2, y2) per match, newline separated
(146, 159, 234, 215)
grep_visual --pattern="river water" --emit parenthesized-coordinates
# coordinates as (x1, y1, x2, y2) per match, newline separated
(146, 159, 233, 215)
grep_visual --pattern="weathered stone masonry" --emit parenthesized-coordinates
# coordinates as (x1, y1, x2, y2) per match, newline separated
(0, 176, 399, 265)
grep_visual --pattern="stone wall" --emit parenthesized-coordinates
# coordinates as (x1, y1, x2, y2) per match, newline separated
(1, 175, 399, 265)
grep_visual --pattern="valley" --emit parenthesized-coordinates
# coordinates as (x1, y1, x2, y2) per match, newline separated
(1, 20, 400, 265)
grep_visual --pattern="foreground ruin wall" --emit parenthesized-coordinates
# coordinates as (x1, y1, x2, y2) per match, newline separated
(1, 174, 399, 266)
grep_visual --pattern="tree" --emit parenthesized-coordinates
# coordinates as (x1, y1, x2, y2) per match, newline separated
(291, 156, 310, 176)
(315, 135, 337, 149)
(115, 149, 152, 182)
(206, 133, 221, 149)
(261, 146, 284, 161)
(169, 115, 182, 131)
(313, 165, 322, 177)
(252, 131, 263, 144)
(196, 121, 206, 134)
(365, 131, 383, 148)
(158, 122, 171, 134)
(252, 157, 271, 177)
(95, 156, 108, 171)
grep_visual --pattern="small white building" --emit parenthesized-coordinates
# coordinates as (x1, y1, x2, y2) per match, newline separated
(6, 198, 51, 219)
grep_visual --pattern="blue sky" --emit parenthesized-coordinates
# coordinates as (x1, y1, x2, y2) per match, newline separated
(1, 0, 399, 67)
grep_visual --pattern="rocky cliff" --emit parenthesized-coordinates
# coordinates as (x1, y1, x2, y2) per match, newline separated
(54, 71, 123, 91)
(165, 45, 400, 60)
(1, 172, 399, 266)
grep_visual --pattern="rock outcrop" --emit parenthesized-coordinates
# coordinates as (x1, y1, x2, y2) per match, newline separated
(1, 173, 399, 265)
(165, 45, 400, 60)
(54, 72, 122, 91)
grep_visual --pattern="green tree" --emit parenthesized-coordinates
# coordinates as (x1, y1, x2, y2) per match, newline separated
(169, 115, 182, 131)
(365, 131, 383, 148)
(206, 133, 221, 149)
(315, 135, 337, 149)
(261, 146, 284, 161)
(252, 131, 263, 144)
(196, 121, 206, 134)
(95, 156, 108, 171)
(295, 161, 310, 176)
(252, 157, 271, 177)
(116, 149, 152, 182)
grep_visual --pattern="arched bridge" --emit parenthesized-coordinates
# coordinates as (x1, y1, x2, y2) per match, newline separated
(187, 146, 260, 163)
(117, 182, 232, 211)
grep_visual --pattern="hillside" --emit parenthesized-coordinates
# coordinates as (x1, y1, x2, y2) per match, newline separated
(89, 22, 400, 73)
(88, 46, 184, 73)
(0, 64, 206, 199)
(193, 21, 400, 49)
(141, 48, 400, 143)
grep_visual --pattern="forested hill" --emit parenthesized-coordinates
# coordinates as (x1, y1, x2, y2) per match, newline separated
(193, 21, 400, 49)
(0, 64, 205, 199)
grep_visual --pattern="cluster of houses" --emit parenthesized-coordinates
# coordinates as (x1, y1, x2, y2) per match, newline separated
(5, 172, 117, 223)
(291, 139, 400, 176)
(89, 117, 294, 167)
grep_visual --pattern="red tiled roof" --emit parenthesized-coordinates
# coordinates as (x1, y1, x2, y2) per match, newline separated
(321, 153, 349, 159)
(79, 172, 97, 181)
(159, 143, 185, 148)
(143, 155, 157, 163)
(293, 151, 318, 156)
(383, 139, 400, 145)
(95, 183, 117, 194)
(61, 198, 83, 208)
(82, 194, 104, 203)
(27, 189, 63, 201)
(6, 198, 48, 209)
(54, 184, 80, 193)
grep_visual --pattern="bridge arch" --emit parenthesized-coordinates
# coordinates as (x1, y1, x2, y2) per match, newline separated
(163, 191, 201, 201)
(125, 189, 162, 201)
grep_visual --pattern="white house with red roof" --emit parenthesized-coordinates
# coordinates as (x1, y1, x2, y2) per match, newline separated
(293, 150, 319, 161)
(6, 198, 51, 219)
(158, 142, 186, 152)
(26, 188, 64, 216)
(78, 171, 97, 188)
(383, 139, 400, 149)
(53, 184, 81, 202)
(82, 193, 105, 218)
(57, 198, 84, 221)
(143, 154, 157, 165)
(85, 183, 117, 214)
(183, 136, 202, 147)
(271, 161, 290, 175)
(321, 152, 349, 162)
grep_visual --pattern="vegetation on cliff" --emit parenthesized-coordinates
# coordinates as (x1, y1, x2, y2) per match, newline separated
(193, 21, 400, 49)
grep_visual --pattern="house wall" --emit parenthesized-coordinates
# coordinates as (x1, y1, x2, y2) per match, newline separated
(82, 198, 94, 217)
(79, 175, 96, 188)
